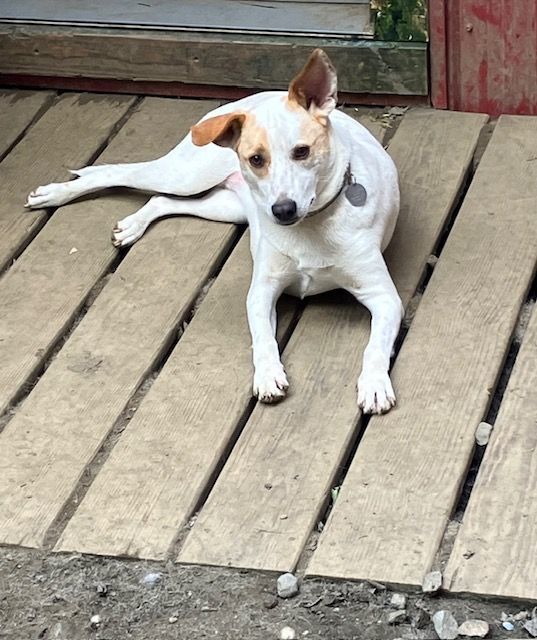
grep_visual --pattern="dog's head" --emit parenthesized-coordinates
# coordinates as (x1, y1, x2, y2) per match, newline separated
(191, 49, 338, 226)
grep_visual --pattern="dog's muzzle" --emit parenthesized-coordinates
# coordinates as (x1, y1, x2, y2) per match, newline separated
(271, 199, 298, 225)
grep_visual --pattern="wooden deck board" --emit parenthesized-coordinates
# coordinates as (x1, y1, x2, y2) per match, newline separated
(0, 89, 54, 159)
(54, 109, 383, 560)
(0, 97, 216, 416)
(177, 110, 487, 572)
(445, 305, 537, 600)
(0, 92, 133, 273)
(308, 115, 537, 587)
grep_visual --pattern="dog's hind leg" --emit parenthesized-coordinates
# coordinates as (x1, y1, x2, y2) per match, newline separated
(25, 137, 238, 209)
(112, 187, 247, 247)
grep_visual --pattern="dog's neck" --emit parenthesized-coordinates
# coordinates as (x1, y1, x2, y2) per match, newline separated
(309, 126, 351, 217)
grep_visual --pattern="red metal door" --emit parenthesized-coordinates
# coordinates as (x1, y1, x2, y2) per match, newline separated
(430, 0, 537, 115)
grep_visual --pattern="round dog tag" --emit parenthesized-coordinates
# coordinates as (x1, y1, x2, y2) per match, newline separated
(345, 182, 367, 207)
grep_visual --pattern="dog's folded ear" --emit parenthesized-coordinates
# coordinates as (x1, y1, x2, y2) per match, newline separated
(191, 112, 246, 148)
(288, 49, 337, 119)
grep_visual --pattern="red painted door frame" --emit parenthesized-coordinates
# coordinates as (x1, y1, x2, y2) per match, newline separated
(429, 0, 537, 115)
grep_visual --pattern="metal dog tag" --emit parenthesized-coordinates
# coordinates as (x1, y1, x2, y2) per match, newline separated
(345, 182, 367, 207)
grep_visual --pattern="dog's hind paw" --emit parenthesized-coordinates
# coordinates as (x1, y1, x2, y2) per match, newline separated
(357, 370, 396, 415)
(253, 366, 289, 404)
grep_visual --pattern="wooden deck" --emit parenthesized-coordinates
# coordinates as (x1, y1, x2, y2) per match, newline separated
(0, 90, 536, 602)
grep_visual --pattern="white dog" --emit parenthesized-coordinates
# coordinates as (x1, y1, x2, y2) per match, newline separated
(26, 49, 402, 414)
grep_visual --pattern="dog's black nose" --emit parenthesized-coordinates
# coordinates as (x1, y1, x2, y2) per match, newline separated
(271, 199, 298, 224)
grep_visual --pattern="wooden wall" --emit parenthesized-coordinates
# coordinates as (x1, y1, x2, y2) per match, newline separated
(430, 0, 537, 115)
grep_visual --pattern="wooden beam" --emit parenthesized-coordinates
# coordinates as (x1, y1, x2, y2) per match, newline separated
(0, 24, 428, 96)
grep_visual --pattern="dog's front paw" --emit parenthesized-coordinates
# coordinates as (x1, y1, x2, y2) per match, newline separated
(25, 183, 71, 209)
(357, 369, 396, 415)
(253, 365, 289, 404)
(112, 214, 148, 248)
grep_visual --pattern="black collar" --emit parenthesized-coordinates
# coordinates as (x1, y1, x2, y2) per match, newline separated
(306, 163, 352, 219)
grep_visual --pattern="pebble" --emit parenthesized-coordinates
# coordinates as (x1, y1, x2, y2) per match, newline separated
(524, 619, 537, 637)
(388, 610, 408, 625)
(502, 621, 515, 631)
(390, 593, 407, 609)
(141, 572, 162, 587)
(90, 614, 101, 628)
(514, 611, 529, 621)
(168, 616, 178, 624)
(475, 421, 493, 446)
(458, 619, 489, 637)
(277, 573, 299, 599)
(422, 571, 443, 594)
(432, 610, 459, 640)
(280, 626, 296, 639)
(264, 597, 278, 610)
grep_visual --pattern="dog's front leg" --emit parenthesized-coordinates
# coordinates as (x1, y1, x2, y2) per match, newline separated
(347, 253, 404, 415)
(247, 271, 288, 404)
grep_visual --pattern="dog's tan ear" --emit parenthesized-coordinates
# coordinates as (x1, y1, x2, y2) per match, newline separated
(190, 112, 246, 148)
(288, 49, 337, 118)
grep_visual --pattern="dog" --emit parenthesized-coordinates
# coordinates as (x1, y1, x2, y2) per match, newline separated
(26, 49, 403, 414)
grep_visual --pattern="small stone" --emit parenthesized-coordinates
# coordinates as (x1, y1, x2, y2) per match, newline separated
(141, 572, 162, 587)
(458, 619, 489, 637)
(502, 621, 515, 631)
(280, 626, 296, 640)
(524, 619, 537, 638)
(432, 610, 458, 640)
(388, 610, 408, 625)
(69, 247, 78, 255)
(168, 616, 178, 624)
(96, 583, 108, 597)
(90, 614, 101, 628)
(390, 593, 407, 609)
(277, 573, 299, 599)
(513, 611, 529, 621)
(263, 597, 278, 610)
(475, 422, 493, 446)
(422, 571, 443, 594)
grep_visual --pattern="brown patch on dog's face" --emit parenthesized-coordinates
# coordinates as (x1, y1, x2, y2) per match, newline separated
(236, 114, 271, 178)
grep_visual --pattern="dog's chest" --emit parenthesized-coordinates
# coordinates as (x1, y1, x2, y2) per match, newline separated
(286, 266, 336, 298)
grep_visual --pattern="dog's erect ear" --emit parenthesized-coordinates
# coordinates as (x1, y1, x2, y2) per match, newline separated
(191, 112, 246, 148)
(288, 49, 337, 118)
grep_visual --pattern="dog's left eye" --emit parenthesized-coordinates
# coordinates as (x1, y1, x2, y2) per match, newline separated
(292, 145, 310, 160)
(249, 154, 265, 169)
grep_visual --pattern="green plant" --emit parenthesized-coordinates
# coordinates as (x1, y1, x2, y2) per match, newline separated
(373, 0, 427, 42)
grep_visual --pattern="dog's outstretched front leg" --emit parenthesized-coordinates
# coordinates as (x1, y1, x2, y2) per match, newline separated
(247, 271, 288, 404)
(347, 253, 403, 415)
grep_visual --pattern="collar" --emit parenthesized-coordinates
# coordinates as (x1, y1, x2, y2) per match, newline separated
(305, 163, 352, 219)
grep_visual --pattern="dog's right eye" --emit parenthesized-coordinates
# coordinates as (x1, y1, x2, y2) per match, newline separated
(249, 154, 265, 169)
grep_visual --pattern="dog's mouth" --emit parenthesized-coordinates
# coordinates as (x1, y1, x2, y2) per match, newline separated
(275, 217, 300, 226)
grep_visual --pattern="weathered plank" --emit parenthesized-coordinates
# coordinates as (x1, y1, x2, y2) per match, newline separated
(0, 92, 134, 273)
(0, 89, 54, 159)
(54, 107, 383, 560)
(0, 184, 238, 548)
(0, 97, 217, 417)
(308, 115, 537, 586)
(56, 236, 297, 558)
(445, 304, 537, 600)
(177, 110, 487, 572)
(0, 0, 373, 37)
(0, 25, 428, 95)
